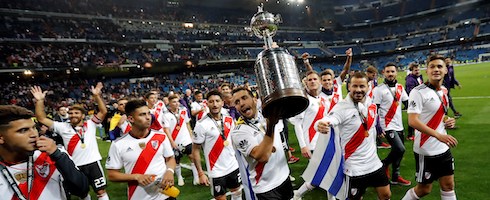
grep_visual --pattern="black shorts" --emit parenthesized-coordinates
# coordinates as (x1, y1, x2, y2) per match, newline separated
(415, 150, 454, 184)
(256, 177, 293, 200)
(211, 169, 242, 197)
(78, 161, 107, 192)
(347, 167, 389, 200)
(174, 143, 192, 163)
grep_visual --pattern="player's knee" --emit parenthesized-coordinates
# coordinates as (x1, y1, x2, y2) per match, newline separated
(440, 182, 455, 191)
(379, 191, 391, 200)
(214, 195, 227, 200)
(415, 184, 432, 197)
(231, 187, 242, 197)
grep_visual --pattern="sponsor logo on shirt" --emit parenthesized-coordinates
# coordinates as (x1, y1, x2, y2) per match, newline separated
(238, 140, 249, 150)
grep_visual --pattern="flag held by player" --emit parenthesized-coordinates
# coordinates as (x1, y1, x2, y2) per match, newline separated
(302, 127, 347, 200)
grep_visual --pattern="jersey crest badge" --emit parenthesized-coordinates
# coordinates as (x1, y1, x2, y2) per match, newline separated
(35, 162, 50, 178)
(151, 140, 159, 150)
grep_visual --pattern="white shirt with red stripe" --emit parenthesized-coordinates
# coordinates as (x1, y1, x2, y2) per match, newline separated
(1, 150, 68, 200)
(373, 83, 409, 131)
(193, 114, 238, 178)
(191, 100, 208, 121)
(407, 84, 450, 156)
(105, 131, 174, 200)
(318, 95, 382, 177)
(51, 117, 102, 166)
(149, 100, 167, 131)
(162, 107, 192, 147)
(290, 94, 330, 150)
(231, 114, 289, 194)
(332, 76, 344, 99)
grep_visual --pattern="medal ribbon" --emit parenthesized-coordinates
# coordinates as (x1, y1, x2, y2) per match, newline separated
(171, 110, 186, 140)
(67, 121, 88, 156)
(207, 114, 233, 171)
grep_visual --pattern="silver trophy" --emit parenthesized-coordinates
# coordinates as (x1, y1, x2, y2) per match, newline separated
(251, 4, 308, 118)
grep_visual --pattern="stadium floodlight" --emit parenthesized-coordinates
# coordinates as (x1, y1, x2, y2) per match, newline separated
(23, 70, 33, 76)
(298, 0, 305, 3)
(460, 37, 465, 41)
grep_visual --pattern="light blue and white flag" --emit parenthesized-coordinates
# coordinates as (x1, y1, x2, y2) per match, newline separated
(235, 149, 257, 200)
(302, 127, 347, 200)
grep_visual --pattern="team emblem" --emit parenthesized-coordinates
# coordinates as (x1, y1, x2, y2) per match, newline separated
(139, 142, 146, 149)
(350, 188, 358, 195)
(424, 172, 431, 179)
(215, 185, 221, 193)
(369, 109, 374, 117)
(151, 140, 159, 150)
(389, 132, 395, 138)
(35, 162, 50, 178)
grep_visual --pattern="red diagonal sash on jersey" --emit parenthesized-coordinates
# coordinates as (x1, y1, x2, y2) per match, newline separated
(333, 79, 339, 93)
(344, 104, 377, 160)
(308, 98, 326, 142)
(420, 94, 447, 147)
(67, 121, 88, 156)
(208, 116, 233, 171)
(171, 110, 186, 140)
(128, 133, 166, 199)
(150, 101, 165, 130)
(255, 162, 266, 184)
(123, 123, 132, 134)
(328, 93, 339, 113)
(12, 153, 56, 200)
(197, 101, 208, 120)
(384, 84, 403, 127)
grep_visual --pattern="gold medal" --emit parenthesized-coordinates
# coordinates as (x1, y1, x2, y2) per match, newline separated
(81, 143, 86, 149)
(176, 125, 181, 130)
(364, 131, 369, 137)
(223, 140, 229, 146)
(139, 142, 146, 149)
(443, 115, 449, 122)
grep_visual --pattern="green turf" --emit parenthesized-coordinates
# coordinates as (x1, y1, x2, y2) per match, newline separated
(85, 62, 490, 199)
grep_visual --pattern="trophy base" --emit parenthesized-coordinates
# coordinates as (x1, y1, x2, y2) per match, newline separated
(262, 88, 309, 119)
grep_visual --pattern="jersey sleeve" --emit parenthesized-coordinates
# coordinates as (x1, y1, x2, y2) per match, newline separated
(183, 109, 191, 123)
(91, 115, 102, 124)
(289, 111, 306, 148)
(162, 113, 171, 128)
(407, 89, 423, 114)
(231, 127, 258, 158)
(105, 142, 123, 170)
(323, 104, 344, 126)
(401, 86, 409, 101)
(162, 136, 174, 158)
(192, 122, 206, 144)
(372, 86, 383, 104)
(191, 102, 200, 111)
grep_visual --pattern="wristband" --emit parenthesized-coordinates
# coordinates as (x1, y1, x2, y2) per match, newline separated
(166, 168, 175, 174)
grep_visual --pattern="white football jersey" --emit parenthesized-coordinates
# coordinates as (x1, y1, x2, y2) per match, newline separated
(162, 108, 192, 147)
(1, 150, 67, 200)
(407, 84, 450, 156)
(318, 95, 382, 176)
(191, 100, 208, 121)
(231, 114, 289, 194)
(290, 94, 330, 150)
(105, 131, 174, 200)
(51, 118, 102, 166)
(373, 83, 409, 131)
(149, 100, 167, 131)
(193, 114, 238, 178)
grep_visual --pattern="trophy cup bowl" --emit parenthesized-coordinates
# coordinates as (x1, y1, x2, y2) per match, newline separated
(251, 5, 308, 118)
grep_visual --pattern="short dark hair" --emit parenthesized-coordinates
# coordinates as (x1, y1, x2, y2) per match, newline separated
(206, 89, 223, 100)
(232, 87, 254, 98)
(0, 105, 34, 127)
(125, 100, 147, 115)
(351, 72, 368, 82)
(320, 69, 334, 77)
(427, 54, 446, 64)
(220, 83, 230, 89)
(384, 62, 397, 69)
(144, 92, 157, 99)
(194, 90, 202, 96)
